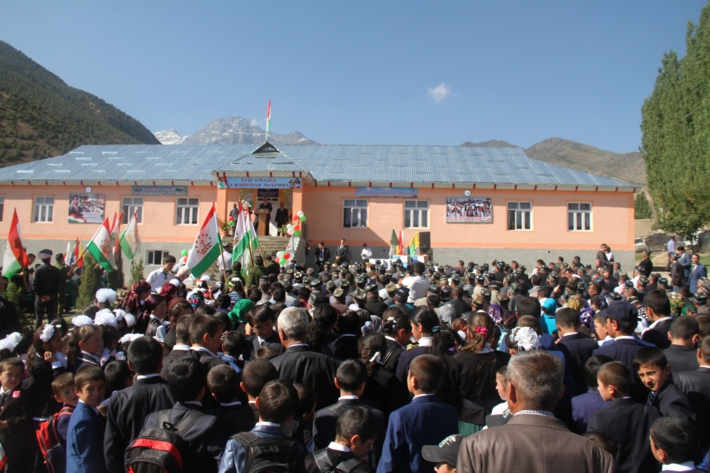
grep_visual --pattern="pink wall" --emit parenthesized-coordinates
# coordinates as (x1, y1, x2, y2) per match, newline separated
(301, 187, 634, 250)
(0, 185, 219, 243)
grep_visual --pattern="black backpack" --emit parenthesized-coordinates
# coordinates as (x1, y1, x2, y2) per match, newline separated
(126, 409, 204, 473)
(232, 431, 300, 473)
(312, 450, 365, 473)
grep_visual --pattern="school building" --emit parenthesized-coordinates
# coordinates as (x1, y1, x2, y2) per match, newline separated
(0, 141, 637, 279)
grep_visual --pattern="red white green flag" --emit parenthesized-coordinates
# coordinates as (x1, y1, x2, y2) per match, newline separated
(86, 218, 117, 272)
(186, 204, 222, 277)
(2, 210, 30, 278)
(119, 210, 140, 259)
(265, 100, 272, 140)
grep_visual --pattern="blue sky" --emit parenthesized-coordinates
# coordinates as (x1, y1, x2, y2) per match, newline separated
(2, 1, 706, 152)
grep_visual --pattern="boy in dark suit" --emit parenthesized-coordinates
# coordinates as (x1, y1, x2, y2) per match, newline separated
(650, 417, 704, 472)
(66, 365, 108, 473)
(557, 307, 600, 396)
(160, 315, 193, 378)
(206, 365, 256, 438)
(240, 359, 280, 423)
(143, 357, 226, 473)
(633, 347, 696, 423)
(588, 361, 660, 473)
(306, 407, 379, 473)
(641, 290, 673, 349)
(244, 305, 283, 361)
(674, 336, 710, 448)
(105, 336, 174, 473)
(664, 317, 700, 374)
(218, 380, 304, 473)
(0, 357, 37, 472)
(377, 355, 458, 473)
(571, 355, 612, 434)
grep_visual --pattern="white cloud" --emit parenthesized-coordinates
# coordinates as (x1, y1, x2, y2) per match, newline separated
(428, 83, 453, 103)
(250, 118, 260, 128)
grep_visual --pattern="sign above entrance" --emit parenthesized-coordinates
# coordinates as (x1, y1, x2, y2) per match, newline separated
(223, 177, 301, 189)
(355, 187, 418, 198)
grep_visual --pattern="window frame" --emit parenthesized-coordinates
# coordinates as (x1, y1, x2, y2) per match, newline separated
(404, 200, 430, 229)
(121, 197, 144, 224)
(507, 201, 533, 231)
(342, 199, 369, 229)
(146, 250, 169, 265)
(175, 197, 199, 225)
(567, 202, 593, 232)
(33, 196, 55, 223)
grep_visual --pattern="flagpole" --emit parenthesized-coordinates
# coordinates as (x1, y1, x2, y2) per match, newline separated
(216, 206, 230, 286)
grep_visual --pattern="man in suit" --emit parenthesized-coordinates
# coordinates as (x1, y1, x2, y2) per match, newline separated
(457, 351, 614, 473)
(364, 284, 389, 316)
(593, 301, 650, 402)
(378, 355, 458, 473)
(160, 315, 193, 378)
(143, 358, 227, 473)
(689, 253, 707, 295)
(335, 239, 349, 265)
(270, 307, 340, 409)
(33, 249, 61, 330)
(588, 361, 660, 473)
(105, 337, 175, 473)
(571, 355, 613, 434)
(206, 366, 256, 438)
(557, 307, 600, 396)
(314, 242, 331, 272)
(664, 317, 700, 375)
(674, 336, 710, 448)
(641, 290, 673, 349)
(275, 202, 290, 236)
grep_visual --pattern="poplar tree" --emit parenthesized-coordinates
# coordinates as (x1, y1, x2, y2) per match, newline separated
(76, 253, 101, 310)
(641, 2, 710, 243)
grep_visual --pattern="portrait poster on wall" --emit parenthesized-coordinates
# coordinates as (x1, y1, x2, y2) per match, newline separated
(68, 193, 106, 224)
(445, 197, 492, 223)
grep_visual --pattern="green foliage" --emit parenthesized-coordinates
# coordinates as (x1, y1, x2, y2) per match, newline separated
(107, 252, 123, 290)
(634, 192, 653, 219)
(5, 280, 25, 316)
(0, 40, 158, 167)
(641, 4, 710, 240)
(130, 258, 145, 285)
(76, 253, 102, 310)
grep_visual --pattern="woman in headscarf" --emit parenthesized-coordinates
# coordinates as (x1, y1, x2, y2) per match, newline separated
(228, 298, 254, 331)
(123, 280, 151, 316)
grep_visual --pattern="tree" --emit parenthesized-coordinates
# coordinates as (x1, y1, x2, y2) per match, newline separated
(130, 257, 145, 285)
(641, 3, 710, 240)
(76, 253, 102, 310)
(634, 192, 653, 219)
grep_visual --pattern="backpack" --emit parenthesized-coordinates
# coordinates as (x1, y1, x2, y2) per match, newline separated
(36, 406, 74, 473)
(312, 450, 365, 473)
(232, 431, 300, 473)
(126, 409, 204, 473)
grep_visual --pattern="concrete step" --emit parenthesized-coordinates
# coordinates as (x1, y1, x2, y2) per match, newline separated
(224, 236, 289, 257)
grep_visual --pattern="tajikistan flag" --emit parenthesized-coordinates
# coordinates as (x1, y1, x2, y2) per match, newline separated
(186, 204, 222, 278)
(86, 218, 117, 272)
(119, 210, 141, 259)
(2, 210, 30, 278)
(232, 206, 258, 271)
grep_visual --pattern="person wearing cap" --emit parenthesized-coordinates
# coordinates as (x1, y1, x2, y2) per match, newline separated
(422, 434, 464, 473)
(364, 285, 388, 316)
(33, 249, 61, 330)
(457, 351, 614, 473)
(593, 301, 652, 403)
(692, 292, 709, 316)
(390, 287, 413, 317)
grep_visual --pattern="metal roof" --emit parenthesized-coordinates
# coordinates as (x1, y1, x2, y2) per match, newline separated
(0, 143, 635, 188)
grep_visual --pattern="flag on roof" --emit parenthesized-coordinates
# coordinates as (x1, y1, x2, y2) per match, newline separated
(186, 204, 222, 278)
(266, 100, 272, 138)
(2, 210, 30, 279)
(119, 210, 140, 259)
(86, 218, 117, 272)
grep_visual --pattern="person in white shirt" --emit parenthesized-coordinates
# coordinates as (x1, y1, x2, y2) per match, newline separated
(217, 244, 233, 272)
(146, 255, 176, 292)
(400, 261, 430, 304)
(361, 243, 372, 261)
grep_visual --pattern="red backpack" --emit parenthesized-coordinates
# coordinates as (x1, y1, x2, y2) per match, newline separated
(36, 406, 74, 473)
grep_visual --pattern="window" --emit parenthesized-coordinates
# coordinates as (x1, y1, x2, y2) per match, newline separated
(343, 199, 368, 228)
(33, 196, 54, 223)
(146, 250, 169, 265)
(176, 197, 199, 225)
(0, 196, 4, 222)
(568, 202, 592, 231)
(507, 201, 532, 230)
(122, 197, 143, 224)
(404, 200, 429, 228)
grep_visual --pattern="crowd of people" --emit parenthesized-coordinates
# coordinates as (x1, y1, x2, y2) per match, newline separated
(0, 242, 708, 473)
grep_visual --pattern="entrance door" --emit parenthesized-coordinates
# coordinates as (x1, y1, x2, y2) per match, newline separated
(256, 189, 278, 236)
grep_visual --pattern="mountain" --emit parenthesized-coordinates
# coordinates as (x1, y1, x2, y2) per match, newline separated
(0, 40, 159, 166)
(154, 115, 320, 146)
(462, 137, 645, 185)
(460, 139, 519, 148)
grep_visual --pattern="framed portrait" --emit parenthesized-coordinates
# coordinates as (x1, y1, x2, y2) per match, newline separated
(445, 197, 492, 223)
